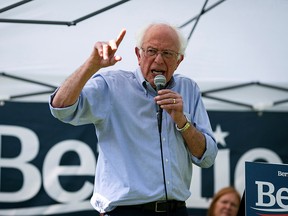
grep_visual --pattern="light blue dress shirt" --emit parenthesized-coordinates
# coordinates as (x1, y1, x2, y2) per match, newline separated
(49, 67, 218, 213)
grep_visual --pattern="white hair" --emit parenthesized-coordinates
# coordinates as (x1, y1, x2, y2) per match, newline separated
(135, 22, 188, 55)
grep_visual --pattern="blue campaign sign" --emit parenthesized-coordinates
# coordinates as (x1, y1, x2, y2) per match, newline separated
(245, 161, 288, 216)
(1, 102, 288, 215)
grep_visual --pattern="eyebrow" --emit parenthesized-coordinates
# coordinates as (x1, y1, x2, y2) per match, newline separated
(147, 46, 174, 51)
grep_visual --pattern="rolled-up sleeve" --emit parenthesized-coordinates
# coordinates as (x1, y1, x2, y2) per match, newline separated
(190, 133, 218, 168)
(49, 90, 80, 124)
(49, 74, 110, 126)
(186, 82, 218, 168)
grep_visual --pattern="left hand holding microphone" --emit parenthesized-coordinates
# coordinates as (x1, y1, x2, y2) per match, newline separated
(154, 89, 186, 126)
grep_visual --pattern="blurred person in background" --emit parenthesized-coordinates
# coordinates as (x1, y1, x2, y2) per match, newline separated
(207, 187, 241, 216)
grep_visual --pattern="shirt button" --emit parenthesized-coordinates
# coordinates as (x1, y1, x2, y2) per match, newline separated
(165, 158, 169, 163)
(167, 181, 170, 185)
(162, 138, 166, 142)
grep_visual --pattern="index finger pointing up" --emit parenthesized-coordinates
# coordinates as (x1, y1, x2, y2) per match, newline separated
(116, 28, 126, 47)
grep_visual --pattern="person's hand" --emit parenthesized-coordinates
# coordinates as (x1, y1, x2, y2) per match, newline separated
(154, 89, 186, 126)
(87, 29, 126, 71)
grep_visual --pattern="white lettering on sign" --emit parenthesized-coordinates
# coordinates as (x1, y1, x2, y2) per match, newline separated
(43, 139, 96, 203)
(278, 171, 288, 177)
(0, 125, 286, 215)
(0, 125, 41, 202)
(0, 125, 96, 215)
(253, 181, 288, 212)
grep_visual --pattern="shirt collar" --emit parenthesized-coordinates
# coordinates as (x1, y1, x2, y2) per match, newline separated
(135, 67, 176, 95)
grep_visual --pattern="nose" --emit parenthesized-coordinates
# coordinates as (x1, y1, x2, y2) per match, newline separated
(154, 52, 165, 64)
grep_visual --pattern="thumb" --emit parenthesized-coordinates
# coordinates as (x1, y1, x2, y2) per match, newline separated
(110, 55, 122, 65)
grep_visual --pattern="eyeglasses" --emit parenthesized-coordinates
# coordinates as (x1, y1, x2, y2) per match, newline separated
(141, 47, 180, 60)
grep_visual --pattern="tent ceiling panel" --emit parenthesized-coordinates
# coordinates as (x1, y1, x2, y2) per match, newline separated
(0, 0, 287, 112)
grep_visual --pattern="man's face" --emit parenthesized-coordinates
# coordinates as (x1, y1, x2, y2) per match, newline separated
(135, 25, 184, 87)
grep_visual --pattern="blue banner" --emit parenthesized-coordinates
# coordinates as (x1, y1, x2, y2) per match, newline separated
(245, 162, 288, 216)
(0, 102, 288, 215)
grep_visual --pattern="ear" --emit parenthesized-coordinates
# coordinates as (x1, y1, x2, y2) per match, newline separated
(175, 54, 184, 70)
(135, 47, 141, 65)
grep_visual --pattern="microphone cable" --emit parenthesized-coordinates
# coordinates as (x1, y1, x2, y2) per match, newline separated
(154, 75, 170, 215)
(157, 112, 170, 216)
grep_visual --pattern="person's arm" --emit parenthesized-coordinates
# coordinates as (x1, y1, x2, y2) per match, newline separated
(51, 29, 126, 108)
(174, 114, 206, 159)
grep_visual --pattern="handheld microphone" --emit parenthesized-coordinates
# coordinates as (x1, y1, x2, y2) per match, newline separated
(154, 75, 166, 133)
(154, 75, 166, 113)
(154, 74, 166, 91)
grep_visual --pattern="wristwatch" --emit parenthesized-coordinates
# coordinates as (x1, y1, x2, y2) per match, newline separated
(176, 115, 191, 133)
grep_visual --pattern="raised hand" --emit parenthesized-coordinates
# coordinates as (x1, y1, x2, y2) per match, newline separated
(51, 29, 126, 108)
(89, 29, 126, 70)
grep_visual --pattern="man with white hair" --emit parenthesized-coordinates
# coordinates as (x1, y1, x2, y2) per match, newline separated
(49, 22, 218, 216)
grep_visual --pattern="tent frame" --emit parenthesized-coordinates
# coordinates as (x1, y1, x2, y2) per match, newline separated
(0, 72, 57, 101)
(0, 0, 131, 26)
(202, 82, 288, 111)
(1, 0, 287, 111)
(1, 72, 288, 111)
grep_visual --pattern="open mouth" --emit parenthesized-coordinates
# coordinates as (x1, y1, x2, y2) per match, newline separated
(152, 69, 165, 75)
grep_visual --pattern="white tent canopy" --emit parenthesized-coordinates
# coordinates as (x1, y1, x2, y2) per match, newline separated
(1, 0, 288, 111)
